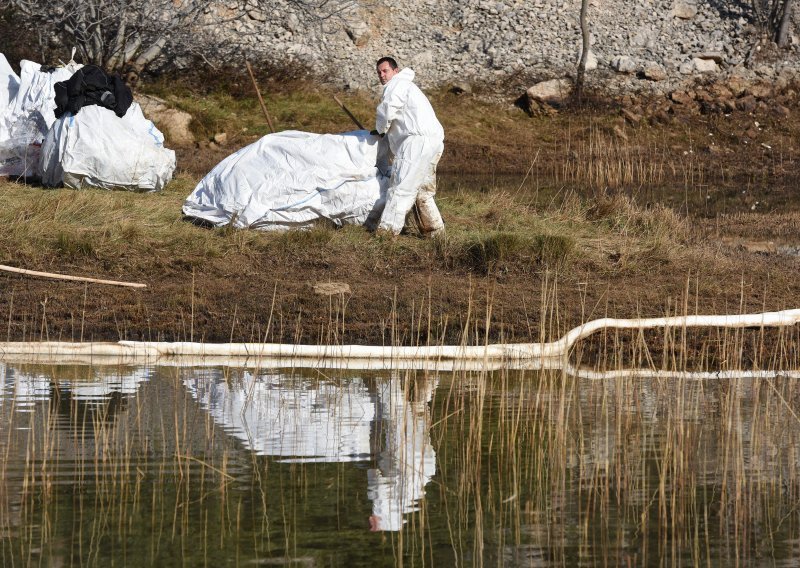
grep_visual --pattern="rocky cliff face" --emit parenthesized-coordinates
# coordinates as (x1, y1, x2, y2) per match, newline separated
(221, 0, 799, 95)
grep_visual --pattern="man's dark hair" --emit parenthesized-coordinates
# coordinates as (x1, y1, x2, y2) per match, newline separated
(376, 57, 398, 70)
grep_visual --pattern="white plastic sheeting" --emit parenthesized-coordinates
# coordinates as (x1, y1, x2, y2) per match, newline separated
(0, 53, 174, 191)
(183, 129, 388, 230)
(185, 371, 375, 461)
(0, 59, 80, 177)
(0, 54, 19, 109)
(39, 103, 176, 191)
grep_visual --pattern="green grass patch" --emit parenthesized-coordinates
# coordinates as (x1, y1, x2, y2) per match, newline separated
(439, 230, 575, 274)
(0, 174, 690, 280)
(146, 82, 372, 142)
(54, 232, 96, 260)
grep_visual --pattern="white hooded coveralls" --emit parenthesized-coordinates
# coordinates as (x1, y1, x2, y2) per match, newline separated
(375, 68, 444, 235)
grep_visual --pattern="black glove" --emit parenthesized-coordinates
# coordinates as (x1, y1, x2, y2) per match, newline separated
(369, 130, 384, 137)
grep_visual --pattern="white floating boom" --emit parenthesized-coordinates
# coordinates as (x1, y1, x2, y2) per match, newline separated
(0, 308, 798, 364)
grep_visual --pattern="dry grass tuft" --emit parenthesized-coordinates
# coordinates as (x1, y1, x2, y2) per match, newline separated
(0, 175, 700, 280)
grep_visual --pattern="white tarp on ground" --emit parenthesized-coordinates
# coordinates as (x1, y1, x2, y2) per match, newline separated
(182, 130, 388, 230)
(0, 59, 80, 177)
(39, 103, 176, 191)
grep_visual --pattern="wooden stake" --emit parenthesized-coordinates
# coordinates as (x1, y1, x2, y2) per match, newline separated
(0, 264, 147, 289)
(333, 95, 366, 130)
(245, 60, 276, 134)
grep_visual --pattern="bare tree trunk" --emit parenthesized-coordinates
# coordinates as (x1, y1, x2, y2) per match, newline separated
(776, 0, 794, 46)
(123, 37, 142, 64)
(85, 2, 104, 65)
(132, 37, 167, 72)
(105, 12, 128, 69)
(575, 0, 590, 102)
(750, 0, 795, 46)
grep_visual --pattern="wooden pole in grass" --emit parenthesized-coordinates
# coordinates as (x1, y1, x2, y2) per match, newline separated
(245, 60, 276, 134)
(0, 264, 147, 288)
(333, 95, 366, 130)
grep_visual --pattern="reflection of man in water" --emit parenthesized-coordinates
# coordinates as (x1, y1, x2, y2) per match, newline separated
(183, 370, 437, 532)
(367, 375, 437, 532)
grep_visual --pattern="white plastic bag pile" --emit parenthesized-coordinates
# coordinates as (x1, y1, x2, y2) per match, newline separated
(183, 130, 388, 230)
(39, 103, 175, 191)
(0, 53, 175, 191)
(0, 55, 76, 177)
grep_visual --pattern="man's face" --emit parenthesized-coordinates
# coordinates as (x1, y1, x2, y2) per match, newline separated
(377, 62, 398, 85)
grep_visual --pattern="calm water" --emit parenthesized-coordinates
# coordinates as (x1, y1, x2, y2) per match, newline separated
(1, 362, 799, 566)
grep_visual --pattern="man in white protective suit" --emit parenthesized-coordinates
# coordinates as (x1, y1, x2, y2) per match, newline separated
(371, 57, 445, 237)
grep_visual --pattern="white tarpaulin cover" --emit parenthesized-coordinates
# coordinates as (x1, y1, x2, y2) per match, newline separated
(0, 58, 80, 177)
(39, 103, 176, 191)
(182, 130, 388, 230)
(0, 53, 19, 109)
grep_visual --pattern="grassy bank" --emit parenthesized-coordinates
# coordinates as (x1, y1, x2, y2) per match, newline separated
(0, 175, 689, 279)
(0, 80, 798, 351)
(0, 171, 796, 353)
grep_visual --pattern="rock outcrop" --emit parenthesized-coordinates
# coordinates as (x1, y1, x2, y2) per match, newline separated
(205, 0, 799, 97)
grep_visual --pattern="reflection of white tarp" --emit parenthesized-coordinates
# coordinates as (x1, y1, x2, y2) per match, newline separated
(0, 59, 79, 177)
(39, 104, 176, 191)
(182, 130, 388, 230)
(184, 369, 437, 531)
(185, 371, 374, 461)
(0, 364, 151, 410)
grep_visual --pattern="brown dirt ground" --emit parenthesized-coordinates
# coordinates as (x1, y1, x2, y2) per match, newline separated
(2, 232, 798, 373)
(2, 101, 800, 358)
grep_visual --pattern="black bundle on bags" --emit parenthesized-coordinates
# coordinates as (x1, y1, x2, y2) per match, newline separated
(54, 65, 133, 119)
